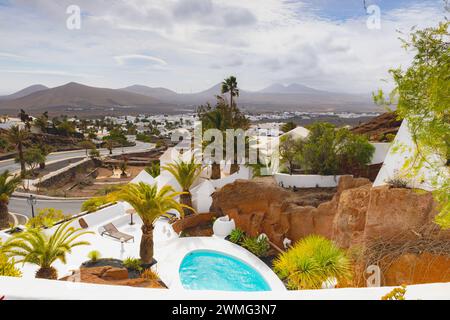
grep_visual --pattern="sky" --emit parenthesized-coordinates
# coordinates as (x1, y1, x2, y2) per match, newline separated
(0, 0, 448, 95)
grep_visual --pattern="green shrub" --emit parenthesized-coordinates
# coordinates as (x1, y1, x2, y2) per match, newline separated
(381, 285, 407, 300)
(273, 235, 352, 290)
(229, 228, 245, 244)
(0, 253, 22, 277)
(87, 250, 101, 262)
(81, 196, 112, 213)
(26, 208, 68, 229)
(123, 257, 143, 272)
(386, 175, 409, 188)
(385, 133, 396, 142)
(241, 235, 270, 257)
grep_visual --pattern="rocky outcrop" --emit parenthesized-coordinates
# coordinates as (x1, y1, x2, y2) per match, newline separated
(211, 175, 450, 286)
(211, 176, 370, 247)
(383, 253, 450, 285)
(364, 186, 444, 242)
(350, 112, 402, 142)
(332, 183, 372, 248)
(211, 176, 449, 247)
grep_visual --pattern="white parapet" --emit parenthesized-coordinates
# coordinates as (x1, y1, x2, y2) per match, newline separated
(274, 173, 345, 188)
(1, 276, 450, 300)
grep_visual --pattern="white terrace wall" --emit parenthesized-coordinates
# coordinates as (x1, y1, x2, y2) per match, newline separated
(1, 276, 450, 300)
(274, 173, 346, 188)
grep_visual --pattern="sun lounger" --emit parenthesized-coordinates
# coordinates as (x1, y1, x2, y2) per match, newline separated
(101, 223, 134, 242)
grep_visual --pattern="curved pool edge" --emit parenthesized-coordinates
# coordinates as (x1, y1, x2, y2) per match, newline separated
(153, 237, 286, 292)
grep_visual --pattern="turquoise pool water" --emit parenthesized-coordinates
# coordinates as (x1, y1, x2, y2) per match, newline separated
(179, 250, 271, 291)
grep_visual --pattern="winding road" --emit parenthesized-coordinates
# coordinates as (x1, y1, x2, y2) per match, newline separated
(3, 140, 154, 218)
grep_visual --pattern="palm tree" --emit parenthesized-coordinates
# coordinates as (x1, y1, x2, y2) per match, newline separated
(109, 183, 188, 264)
(163, 158, 202, 215)
(2, 221, 93, 279)
(145, 162, 160, 178)
(202, 108, 229, 179)
(0, 171, 21, 229)
(221, 76, 239, 109)
(104, 139, 114, 155)
(7, 125, 29, 176)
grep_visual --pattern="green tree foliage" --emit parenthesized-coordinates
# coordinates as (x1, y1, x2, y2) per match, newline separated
(108, 183, 188, 263)
(145, 162, 160, 178)
(0, 251, 22, 277)
(26, 208, 69, 229)
(198, 78, 250, 178)
(273, 235, 352, 290)
(373, 22, 450, 228)
(78, 140, 96, 156)
(6, 125, 29, 176)
(81, 196, 114, 212)
(163, 157, 202, 215)
(279, 135, 304, 174)
(301, 123, 374, 175)
(21, 147, 46, 175)
(281, 121, 297, 133)
(0, 171, 21, 229)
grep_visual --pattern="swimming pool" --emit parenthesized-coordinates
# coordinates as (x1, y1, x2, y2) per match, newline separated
(179, 250, 271, 291)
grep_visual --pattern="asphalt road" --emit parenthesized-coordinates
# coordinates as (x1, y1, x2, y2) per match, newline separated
(0, 140, 153, 174)
(9, 197, 84, 218)
(5, 139, 154, 217)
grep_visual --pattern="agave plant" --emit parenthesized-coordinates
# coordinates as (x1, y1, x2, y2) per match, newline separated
(273, 235, 352, 290)
(2, 221, 93, 279)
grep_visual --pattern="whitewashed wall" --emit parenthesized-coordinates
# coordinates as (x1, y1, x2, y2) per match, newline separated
(373, 120, 447, 191)
(210, 166, 251, 189)
(370, 142, 391, 165)
(190, 180, 215, 213)
(274, 173, 346, 188)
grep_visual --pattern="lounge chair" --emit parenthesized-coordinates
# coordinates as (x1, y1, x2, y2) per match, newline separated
(101, 223, 134, 242)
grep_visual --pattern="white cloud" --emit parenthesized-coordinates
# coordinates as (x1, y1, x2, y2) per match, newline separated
(113, 54, 168, 66)
(0, 0, 447, 95)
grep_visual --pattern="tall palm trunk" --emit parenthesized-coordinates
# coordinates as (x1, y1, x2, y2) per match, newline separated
(180, 192, 194, 216)
(211, 163, 221, 180)
(0, 200, 9, 229)
(36, 266, 58, 280)
(140, 224, 154, 264)
(18, 142, 25, 176)
(230, 163, 240, 175)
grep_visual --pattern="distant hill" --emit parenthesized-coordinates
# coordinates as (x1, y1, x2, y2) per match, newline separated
(351, 112, 402, 141)
(120, 85, 178, 100)
(0, 84, 48, 101)
(0, 82, 380, 116)
(259, 83, 324, 94)
(0, 82, 172, 116)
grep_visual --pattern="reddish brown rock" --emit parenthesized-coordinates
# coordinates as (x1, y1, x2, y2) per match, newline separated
(211, 176, 370, 247)
(383, 252, 450, 286)
(101, 267, 129, 281)
(332, 183, 372, 248)
(364, 186, 441, 242)
(62, 266, 165, 289)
